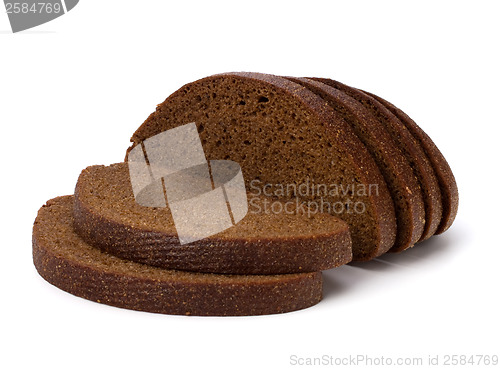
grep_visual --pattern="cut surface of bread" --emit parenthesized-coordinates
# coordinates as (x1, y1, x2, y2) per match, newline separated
(33, 196, 323, 316)
(360, 90, 458, 234)
(313, 78, 443, 242)
(73, 163, 353, 274)
(286, 77, 425, 252)
(127, 72, 396, 260)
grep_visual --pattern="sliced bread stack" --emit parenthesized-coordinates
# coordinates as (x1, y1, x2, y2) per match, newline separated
(33, 72, 458, 316)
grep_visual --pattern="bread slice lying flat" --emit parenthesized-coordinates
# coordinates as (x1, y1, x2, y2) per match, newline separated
(73, 163, 353, 274)
(127, 72, 397, 261)
(33, 196, 323, 316)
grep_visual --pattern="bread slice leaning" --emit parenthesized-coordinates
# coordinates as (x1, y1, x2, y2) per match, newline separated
(33, 196, 323, 316)
(311, 78, 443, 243)
(127, 72, 397, 261)
(359, 90, 458, 234)
(285, 77, 425, 252)
(73, 163, 353, 274)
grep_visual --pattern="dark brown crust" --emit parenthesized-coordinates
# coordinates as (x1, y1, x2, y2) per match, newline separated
(127, 72, 397, 260)
(33, 196, 323, 316)
(286, 77, 425, 252)
(361, 90, 458, 234)
(313, 78, 443, 242)
(73, 163, 353, 274)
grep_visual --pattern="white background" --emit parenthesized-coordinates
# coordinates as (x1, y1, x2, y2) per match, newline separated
(1, 1, 499, 368)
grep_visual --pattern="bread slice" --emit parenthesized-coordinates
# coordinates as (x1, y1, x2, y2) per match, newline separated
(285, 77, 425, 252)
(360, 90, 458, 234)
(33, 196, 323, 316)
(312, 78, 443, 242)
(127, 72, 396, 260)
(73, 163, 353, 274)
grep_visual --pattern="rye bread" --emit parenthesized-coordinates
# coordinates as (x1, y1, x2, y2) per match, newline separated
(285, 77, 425, 252)
(73, 163, 353, 274)
(360, 90, 458, 234)
(33, 196, 323, 316)
(312, 78, 443, 242)
(126, 72, 396, 260)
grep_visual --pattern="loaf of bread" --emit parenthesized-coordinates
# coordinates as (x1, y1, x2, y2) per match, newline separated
(32, 71, 458, 316)
(128, 72, 458, 256)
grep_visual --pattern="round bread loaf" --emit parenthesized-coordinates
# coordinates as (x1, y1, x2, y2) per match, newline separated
(73, 163, 353, 274)
(33, 196, 323, 316)
(127, 72, 397, 260)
